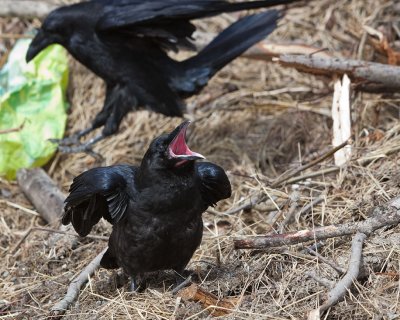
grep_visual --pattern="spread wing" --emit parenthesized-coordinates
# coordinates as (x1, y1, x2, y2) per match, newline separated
(95, 0, 293, 51)
(62, 165, 136, 237)
(96, 0, 205, 51)
(196, 162, 231, 207)
(97, 1, 229, 28)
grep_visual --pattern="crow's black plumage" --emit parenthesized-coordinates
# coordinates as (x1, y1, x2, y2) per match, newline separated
(62, 121, 231, 289)
(26, 0, 298, 152)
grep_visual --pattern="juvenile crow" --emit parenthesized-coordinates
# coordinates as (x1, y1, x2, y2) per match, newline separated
(62, 121, 231, 289)
(26, 0, 298, 153)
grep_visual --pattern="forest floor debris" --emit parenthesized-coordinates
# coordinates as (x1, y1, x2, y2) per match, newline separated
(1, 0, 400, 319)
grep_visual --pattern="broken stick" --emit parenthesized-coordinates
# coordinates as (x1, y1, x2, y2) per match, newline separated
(234, 196, 400, 249)
(11, 227, 107, 254)
(275, 54, 400, 92)
(0, 121, 25, 134)
(51, 247, 108, 315)
(308, 232, 366, 318)
(271, 140, 349, 188)
(17, 168, 65, 226)
(16, 168, 78, 251)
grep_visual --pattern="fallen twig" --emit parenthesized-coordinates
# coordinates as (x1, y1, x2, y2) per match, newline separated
(243, 42, 334, 60)
(271, 140, 349, 188)
(279, 205, 298, 229)
(309, 232, 367, 317)
(357, 144, 400, 166)
(218, 193, 265, 216)
(273, 191, 299, 232)
(275, 54, 400, 92)
(280, 196, 324, 230)
(234, 196, 400, 249)
(306, 271, 335, 289)
(216, 144, 344, 217)
(0, 199, 39, 216)
(285, 167, 340, 185)
(11, 227, 108, 254)
(51, 247, 108, 316)
(0, 122, 25, 134)
(306, 247, 345, 275)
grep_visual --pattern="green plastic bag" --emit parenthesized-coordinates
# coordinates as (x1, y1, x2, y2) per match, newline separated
(0, 39, 69, 179)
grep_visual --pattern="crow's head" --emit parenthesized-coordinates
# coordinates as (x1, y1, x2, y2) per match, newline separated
(141, 121, 205, 171)
(26, 5, 81, 62)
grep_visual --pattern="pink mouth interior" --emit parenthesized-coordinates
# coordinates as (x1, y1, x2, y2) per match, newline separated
(168, 125, 203, 159)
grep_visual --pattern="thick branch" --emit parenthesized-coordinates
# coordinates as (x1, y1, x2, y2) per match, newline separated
(51, 247, 107, 315)
(16, 168, 78, 253)
(17, 168, 65, 226)
(276, 55, 400, 92)
(234, 197, 400, 249)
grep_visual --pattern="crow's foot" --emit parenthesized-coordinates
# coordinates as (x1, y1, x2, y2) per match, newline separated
(171, 270, 193, 293)
(52, 134, 105, 159)
(49, 127, 94, 147)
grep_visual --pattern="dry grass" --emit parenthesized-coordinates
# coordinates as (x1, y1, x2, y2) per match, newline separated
(1, 0, 400, 319)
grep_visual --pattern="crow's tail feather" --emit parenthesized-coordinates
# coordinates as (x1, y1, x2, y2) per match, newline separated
(180, 10, 281, 93)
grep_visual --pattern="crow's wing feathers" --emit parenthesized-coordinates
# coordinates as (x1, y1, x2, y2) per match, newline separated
(97, 1, 227, 31)
(96, 0, 294, 51)
(96, 1, 203, 51)
(127, 22, 196, 52)
(62, 165, 136, 236)
(96, 0, 295, 30)
(196, 162, 231, 207)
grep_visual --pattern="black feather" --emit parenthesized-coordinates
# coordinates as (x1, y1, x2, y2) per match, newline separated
(27, 0, 299, 145)
(63, 165, 135, 236)
(196, 162, 231, 206)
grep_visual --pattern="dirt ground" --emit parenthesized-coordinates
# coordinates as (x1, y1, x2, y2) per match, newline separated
(2, 0, 400, 319)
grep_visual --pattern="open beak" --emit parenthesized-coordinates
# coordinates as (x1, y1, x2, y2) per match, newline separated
(168, 121, 205, 161)
(26, 29, 52, 63)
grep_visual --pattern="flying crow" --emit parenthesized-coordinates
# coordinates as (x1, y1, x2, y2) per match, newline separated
(26, 0, 298, 153)
(62, 121, 231, 289)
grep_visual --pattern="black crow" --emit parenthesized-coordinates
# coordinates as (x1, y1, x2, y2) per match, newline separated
(26, 0, 298, 153)
(62, 121, 231, 290)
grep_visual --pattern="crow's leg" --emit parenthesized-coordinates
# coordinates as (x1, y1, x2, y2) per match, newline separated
(54, 105, 115, 155)
(172, 269, 192, 293)
(129, 277, 139, 292)
(56, 86, 136, 155)
(60, 105, 130, 155)
(49, 127, 96, 147)
(57, 134, 105, 158)
(174, 270, 185, 286)
(128, 273, 144, 293)
(51, 84, 115, 151)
